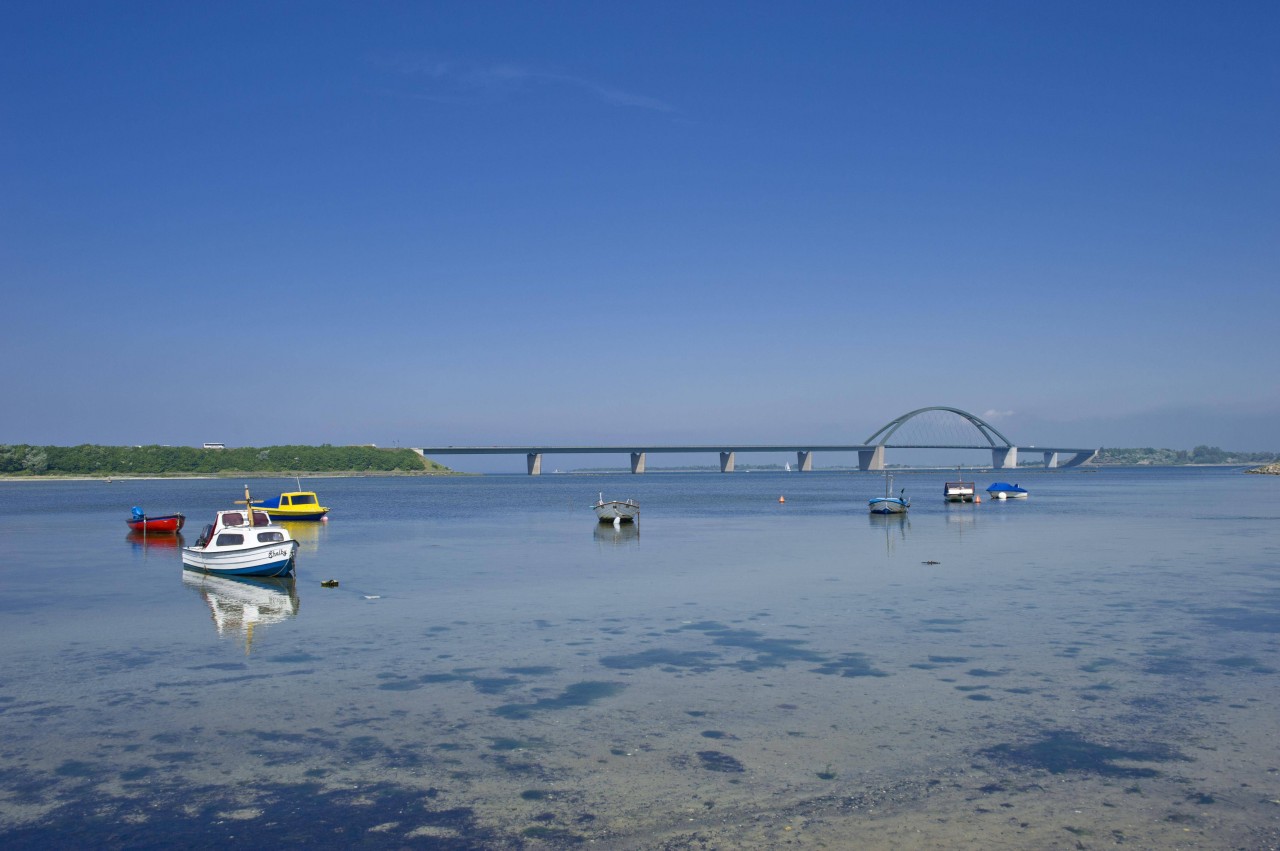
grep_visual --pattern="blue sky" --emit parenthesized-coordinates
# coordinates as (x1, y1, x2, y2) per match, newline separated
(3, 1, 1277, 471)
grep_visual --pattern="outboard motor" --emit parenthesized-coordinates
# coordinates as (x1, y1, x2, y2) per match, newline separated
(195, 524, 214, 548)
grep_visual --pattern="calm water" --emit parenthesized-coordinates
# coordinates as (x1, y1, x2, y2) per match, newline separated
(1, 468, 1278, 849)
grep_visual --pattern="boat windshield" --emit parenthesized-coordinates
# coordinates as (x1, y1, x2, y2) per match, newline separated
(291, 494, 318, 505)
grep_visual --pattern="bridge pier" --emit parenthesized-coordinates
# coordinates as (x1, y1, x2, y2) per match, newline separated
(1061, 449, 1098, 468)
(720, 451, 735, 473)
(992, 447, 1018, 469)
(1043, 451, 1059, 469)
(631, 452, 646, 474)
(796, 450, 813, 472)
(858, 446, 885, 471)
(527, 453, 542, 475)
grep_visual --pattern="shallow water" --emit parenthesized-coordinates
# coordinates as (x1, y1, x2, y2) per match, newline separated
(1, 468, 1279, 848)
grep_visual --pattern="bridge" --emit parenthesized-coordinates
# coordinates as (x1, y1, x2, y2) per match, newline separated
(415, 406, 1098, 475)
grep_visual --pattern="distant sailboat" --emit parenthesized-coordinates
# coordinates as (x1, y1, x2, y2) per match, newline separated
(784, 462, 791, 472)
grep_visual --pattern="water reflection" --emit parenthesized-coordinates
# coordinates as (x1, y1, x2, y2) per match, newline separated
(181, 571, 300, 654)
(868, 513, 909, 556)
(276, 519, 327, 552)
(594, 522, 640, 547)
(126, 531, 185, 552)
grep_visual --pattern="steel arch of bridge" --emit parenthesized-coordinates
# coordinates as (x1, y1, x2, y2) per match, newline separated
(864, 406, 1014, 448)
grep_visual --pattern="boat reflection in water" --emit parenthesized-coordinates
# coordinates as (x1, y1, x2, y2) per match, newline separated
(869, 513, 909, 556)
(182, 571, 300, 654)
(127, 531, 186, 553)
(276, 520, 327, 553)
(593, 522, 640, 547)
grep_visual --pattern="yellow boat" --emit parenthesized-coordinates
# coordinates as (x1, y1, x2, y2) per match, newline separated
(256, 491, 330, 521)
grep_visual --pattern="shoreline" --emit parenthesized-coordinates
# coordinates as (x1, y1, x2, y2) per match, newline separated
(0, 471, 464, 482)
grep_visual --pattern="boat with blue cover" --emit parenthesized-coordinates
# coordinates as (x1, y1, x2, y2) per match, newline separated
(986, 482, 1029, 500)
(869, 473, 910, 515)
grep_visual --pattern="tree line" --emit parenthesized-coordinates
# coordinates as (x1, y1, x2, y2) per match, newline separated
(1091, 446, 1279, 465)
(0, 444, 450, 476)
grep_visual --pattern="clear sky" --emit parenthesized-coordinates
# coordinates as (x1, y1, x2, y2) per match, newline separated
(3, 1, 1277, 471)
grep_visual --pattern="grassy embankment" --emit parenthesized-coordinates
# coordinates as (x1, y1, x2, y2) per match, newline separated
(0, 444, 453, 478)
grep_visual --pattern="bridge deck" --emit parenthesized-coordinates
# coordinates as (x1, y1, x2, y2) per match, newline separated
(415, 444, 1098, 473)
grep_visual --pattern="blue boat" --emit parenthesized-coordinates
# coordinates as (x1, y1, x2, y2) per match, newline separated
(986, 482, 1029, 500)
(869, 473, 910, 515)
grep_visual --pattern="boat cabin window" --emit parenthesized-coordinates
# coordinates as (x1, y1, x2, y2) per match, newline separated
(291, 494, 318, 505)
(222, 512, 245, 526)
(256, 531, 284, 543)
(252, 511, 270, 526)
(215, 533, 245, 546)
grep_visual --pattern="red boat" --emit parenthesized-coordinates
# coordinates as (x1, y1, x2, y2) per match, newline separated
(127, 507, 186, 534)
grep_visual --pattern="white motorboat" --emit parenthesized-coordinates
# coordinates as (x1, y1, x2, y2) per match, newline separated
(594, 493, 639, 524)
(945, 466, 977, 502)
(182, 486, 299, 577)
(869, 473, 910, 515)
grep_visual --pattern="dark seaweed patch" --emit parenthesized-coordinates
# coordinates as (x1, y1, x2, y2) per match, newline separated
(487, 737, 543, 752)
(470, 677, 522, 695)
(1214, 655, 1277, 673)
(1143, 652, 1196, 676)
(966, 668, 1006, 678)
(599, 649, 719, 670)
(503, 666, 559, 676)
(812, 653, 888, 678)
(697, 751, 745, 773)
(1199, 605, 1280, 633)
(421, 673, 469, 684)
(928, 656, 968, 664)
(522, 825, 584, 843)
(377, 679, 422, 691)
(706, 628, 824, 670)
(54, 760, 96, 778)
(494, 681, 625, 720)
(981, 730, 1189, 777)
(0, 779, 501, 849)
(264, 652, 320, 664)
(1080, 658, 1118, 673)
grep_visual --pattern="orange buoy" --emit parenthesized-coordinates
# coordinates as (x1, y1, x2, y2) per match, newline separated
(778, 496, 786, 503)
(975, 495, 982, 503)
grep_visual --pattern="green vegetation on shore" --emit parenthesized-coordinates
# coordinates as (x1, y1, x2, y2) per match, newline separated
(0, 444, 452, 477)
(1089, 446, 1278, 466)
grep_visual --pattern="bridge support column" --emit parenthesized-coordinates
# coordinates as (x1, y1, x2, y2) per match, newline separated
(1043, 451, 1059, 469)
(527, 453, 542, 475)
(630, 452, 646, 474)
(720, 451, 735, 473)
(992, 447, 1018, 469)
(858, 446, 885, 471)
(796, 450, 813, 472)
(1061, 449, 1098, 468)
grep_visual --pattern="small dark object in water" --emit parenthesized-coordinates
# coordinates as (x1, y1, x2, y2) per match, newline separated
(922, 560, 941, 565)
(320, 579, 339, 588)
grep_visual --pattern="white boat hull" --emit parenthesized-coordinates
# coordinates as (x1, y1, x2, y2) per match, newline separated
(594, 501, 639, 522)
(988, 491, 1029, 500)
(868, 498, 909, 515)
(182, 540, 298, 577)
